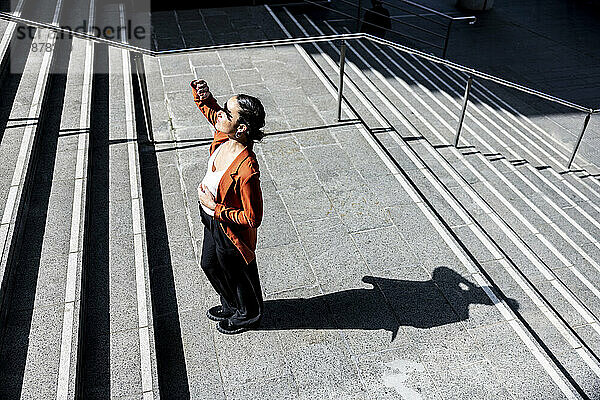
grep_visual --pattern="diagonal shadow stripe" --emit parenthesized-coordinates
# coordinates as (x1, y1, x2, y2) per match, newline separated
(132, 63, 191, 398)
(78, 42, 111, 398)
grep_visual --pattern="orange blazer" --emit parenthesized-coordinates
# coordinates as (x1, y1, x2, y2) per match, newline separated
(192, 86, 263, 265)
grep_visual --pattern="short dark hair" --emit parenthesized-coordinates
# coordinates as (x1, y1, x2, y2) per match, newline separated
(236, 94, 266, 143)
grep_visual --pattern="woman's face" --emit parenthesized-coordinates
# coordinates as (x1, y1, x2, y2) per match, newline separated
(215, 96, 245, 138)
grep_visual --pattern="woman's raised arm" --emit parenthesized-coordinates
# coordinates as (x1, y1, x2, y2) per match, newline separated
(191, 79, 221, 126)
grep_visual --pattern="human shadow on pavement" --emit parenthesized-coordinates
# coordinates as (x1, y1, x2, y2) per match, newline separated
(259, 267, 519, 341)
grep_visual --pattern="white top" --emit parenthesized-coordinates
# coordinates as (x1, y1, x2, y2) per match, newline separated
(200, 145, 229, 217)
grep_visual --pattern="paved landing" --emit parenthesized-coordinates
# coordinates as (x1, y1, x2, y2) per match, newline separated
(140, 5, 600, 398)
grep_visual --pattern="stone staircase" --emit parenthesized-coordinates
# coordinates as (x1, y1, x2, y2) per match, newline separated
(0, 1, 599, 399)
(0, 0, 159, 398)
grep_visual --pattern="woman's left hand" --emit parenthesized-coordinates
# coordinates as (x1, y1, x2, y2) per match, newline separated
(198, 183, 217, 210)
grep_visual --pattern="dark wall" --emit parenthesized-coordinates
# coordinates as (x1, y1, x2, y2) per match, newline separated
(151, 0, 289, 11)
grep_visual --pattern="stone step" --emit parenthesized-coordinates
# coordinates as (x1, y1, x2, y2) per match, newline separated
(18, 0, 58, 23)
(559, 171, 600, 209)
(0, 36, 89, 400)
(0, 0, 61, 338)
(77, 18, 159, 394)
(470, 80, 599, 174)
(0, 0, 98, 397)
(392, 43, 600, 199)
(0, 0, 25, 76)
(49, 34, 94, 400)
(518, 166, 600, 239)
(77, 41, 111, 398)
(107, 42, 158, 398)
(520, 166, 588, 207)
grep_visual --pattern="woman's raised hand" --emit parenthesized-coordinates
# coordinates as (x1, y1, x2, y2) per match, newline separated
(191, 79, 211, 100)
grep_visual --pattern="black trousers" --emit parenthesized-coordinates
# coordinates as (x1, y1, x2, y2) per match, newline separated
(200, 207, 263, 327)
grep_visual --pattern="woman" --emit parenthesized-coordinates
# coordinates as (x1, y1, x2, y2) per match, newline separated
(191, 79, 265, 335)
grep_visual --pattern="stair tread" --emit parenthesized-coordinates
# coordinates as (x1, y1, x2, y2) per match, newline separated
(103, 44, 156, 397)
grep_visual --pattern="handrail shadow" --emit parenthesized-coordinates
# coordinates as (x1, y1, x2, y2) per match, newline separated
(151, 120, 364, 152)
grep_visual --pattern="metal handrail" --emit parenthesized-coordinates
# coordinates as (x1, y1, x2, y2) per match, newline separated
(370, 0, 447, 27)
(300, 0, 444, 49)
(300, 0, 474, 57)
(158, 33, 366, 55)
(0, 11, 596, 169)
(381, 0, 476, 22)
(0, 11, 155, 55)
(368, 0, 478, 59)
(336, 0, 446, 33)
(366, 35, 595, 114)
(0, 11, 364, 54)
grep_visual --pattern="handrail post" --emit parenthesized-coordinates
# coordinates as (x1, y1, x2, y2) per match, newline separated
(132, 52, 154, 143)
(337, 40, 347, 122)
(567, 112, 592, 170)
(356, 0, 362, 31)
(442, 20, 453, 59)
(454, 75, 473, 147)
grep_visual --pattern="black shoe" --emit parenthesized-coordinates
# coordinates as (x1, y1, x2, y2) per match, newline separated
(206, 306, 234, 322)
(216, 319, 249, 335)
